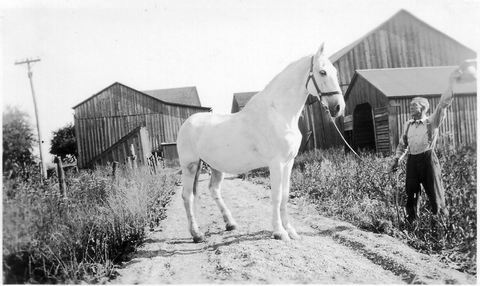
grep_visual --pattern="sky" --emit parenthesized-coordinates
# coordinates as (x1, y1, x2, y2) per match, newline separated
(1, 0, 479, 161)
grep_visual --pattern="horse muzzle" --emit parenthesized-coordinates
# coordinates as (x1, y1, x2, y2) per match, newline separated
(325, 100, 345, 118)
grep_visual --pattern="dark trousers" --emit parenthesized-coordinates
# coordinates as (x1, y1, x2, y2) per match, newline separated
(405, 150, 445, 221)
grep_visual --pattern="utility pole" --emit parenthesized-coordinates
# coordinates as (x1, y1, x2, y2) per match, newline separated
(15, 58, 47, 179)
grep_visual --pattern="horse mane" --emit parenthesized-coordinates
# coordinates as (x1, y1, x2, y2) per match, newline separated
(261, 55, 311, 92)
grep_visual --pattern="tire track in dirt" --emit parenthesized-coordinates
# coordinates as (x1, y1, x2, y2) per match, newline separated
(111, 174, 475, 284)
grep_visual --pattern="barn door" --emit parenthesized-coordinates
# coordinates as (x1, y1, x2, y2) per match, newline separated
(373, 106, 391, 156)
(353, 103, 376, 152)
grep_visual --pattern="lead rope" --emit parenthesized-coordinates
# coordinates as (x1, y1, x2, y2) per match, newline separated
(321, 103, 392, 175)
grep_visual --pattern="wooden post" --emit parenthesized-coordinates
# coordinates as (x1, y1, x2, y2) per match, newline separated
(152, 155, 158, 174)
(54, 157, 67, 197)
(130, 144, 137, 170)
(112, 161, 118, 180)
(153, 152, 158, 168)
(126, 157, 132, 170)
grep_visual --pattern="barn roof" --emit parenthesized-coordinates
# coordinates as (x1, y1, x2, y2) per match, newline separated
(232, 92, 258, 110)
(348, 66, 477, 99)
(73, 82, 210, 110)
(329, 9, 475, 63)
(142, 86, 202, 107)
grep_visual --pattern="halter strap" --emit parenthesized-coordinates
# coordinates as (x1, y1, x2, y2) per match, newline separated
(305, 55, 341, 97)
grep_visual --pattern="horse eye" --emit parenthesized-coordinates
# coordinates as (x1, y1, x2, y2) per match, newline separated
(320, 70, 327, 76)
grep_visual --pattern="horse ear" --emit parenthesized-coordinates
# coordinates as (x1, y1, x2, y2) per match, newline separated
(315, 42, 325, 58)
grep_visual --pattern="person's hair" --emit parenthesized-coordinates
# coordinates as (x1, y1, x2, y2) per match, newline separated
(412, 97, 429, 112)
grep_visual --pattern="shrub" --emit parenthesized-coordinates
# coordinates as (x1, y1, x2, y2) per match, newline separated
(3, 165, 178, 284)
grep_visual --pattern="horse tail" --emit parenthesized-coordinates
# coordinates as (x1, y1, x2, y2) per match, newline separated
(193, 159, 203, 196)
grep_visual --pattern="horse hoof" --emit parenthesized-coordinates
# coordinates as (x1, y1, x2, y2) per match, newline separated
(193, 234, 206, 243)
(289, 233, 301, 240)
(273, 232, 291, 241)
(287, 228, 301, 240)
(226, 224, 237, 231)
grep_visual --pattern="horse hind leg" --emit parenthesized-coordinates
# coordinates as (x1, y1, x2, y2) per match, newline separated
(209, 168, 237, 231)
(181, 160, 205, 243)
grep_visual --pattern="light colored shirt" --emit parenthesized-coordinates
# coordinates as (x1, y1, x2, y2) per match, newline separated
(395, 85, 454, 159)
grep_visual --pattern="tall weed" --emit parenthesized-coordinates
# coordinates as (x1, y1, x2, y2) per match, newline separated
(247, 146, 476, 275)
(3, 165, 178, 283)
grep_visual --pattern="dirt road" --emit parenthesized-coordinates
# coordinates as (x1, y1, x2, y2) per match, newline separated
(111, 174, 475, 284)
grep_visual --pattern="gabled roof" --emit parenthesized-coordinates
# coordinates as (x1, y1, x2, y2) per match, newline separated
(329, 9, 475, 63)
(347, 66, 477, 99)
(142, 86, 202, 107)
(73, 82, 211, 110)
(232, 92, 258, 110)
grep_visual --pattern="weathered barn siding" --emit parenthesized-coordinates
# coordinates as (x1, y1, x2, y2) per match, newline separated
(298, 96, 344, 152)
(73, 82, 211, 168)
(161, 143, 179, 168)
(330, 10, 476, 95)
(87, 126, 151, 168)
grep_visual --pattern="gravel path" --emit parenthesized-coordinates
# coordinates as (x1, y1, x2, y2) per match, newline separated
(111, 173, 475, 284)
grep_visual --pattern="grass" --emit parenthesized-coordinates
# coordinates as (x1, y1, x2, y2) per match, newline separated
(247, 146, 477, 276)
(3, 164, 179, 284)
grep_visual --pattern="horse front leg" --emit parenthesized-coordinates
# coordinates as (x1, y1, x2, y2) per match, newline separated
(281, 159, 300, 240)
(269, 163, 290, 241)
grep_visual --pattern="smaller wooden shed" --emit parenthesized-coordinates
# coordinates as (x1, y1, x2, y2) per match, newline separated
(231, 92, 258, 113)
(343, 66, 477, 155)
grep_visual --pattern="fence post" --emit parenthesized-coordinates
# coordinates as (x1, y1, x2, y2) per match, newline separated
(54, 156, 67, 198)
(126, 157, 132, 170)
(112, 161, 118, 180)
(130, 144, 137, 170)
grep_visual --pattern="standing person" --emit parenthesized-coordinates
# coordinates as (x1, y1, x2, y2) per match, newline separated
(390, 62, 475, 224)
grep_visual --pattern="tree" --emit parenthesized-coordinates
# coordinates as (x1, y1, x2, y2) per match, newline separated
(50, 123, 78, 161)
(2, 105, 37, 172)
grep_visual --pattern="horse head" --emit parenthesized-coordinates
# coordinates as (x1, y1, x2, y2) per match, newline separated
(309, 43, 345, 118)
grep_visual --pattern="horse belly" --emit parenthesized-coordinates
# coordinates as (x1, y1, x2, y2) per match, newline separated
(196, 125, 266, 174)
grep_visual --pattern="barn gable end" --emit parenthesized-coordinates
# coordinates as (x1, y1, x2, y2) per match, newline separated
(331, 9, 477, 95)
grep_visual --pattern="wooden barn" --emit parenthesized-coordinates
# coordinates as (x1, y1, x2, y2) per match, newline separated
(343, 66, 477, 155)
(73, 82, 211, 168)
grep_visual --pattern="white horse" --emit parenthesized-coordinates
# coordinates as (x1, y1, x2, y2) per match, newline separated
(177, 43, 345, 242)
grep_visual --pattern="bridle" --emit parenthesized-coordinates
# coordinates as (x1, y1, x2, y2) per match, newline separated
(305, 55, 342, 104)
